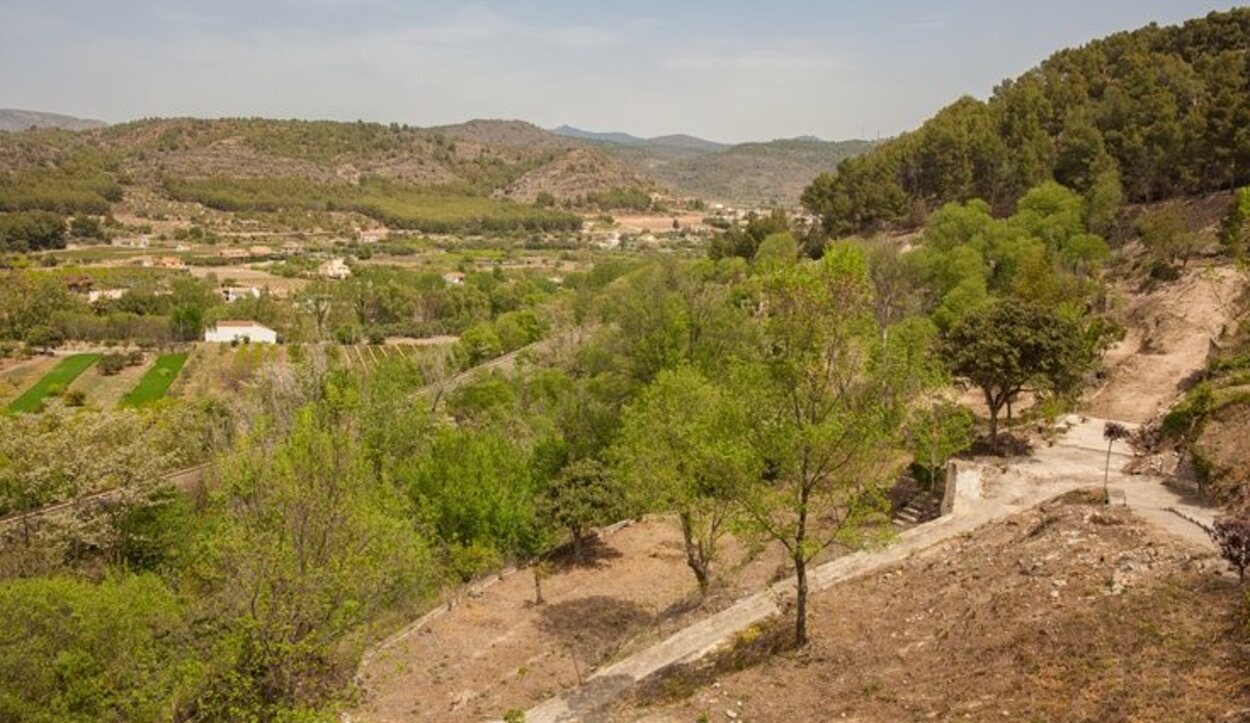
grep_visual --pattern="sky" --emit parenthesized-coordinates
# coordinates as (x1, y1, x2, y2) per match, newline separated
(0, 0, 1239, 143)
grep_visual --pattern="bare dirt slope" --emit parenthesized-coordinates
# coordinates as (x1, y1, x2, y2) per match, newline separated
(1086, 263, 1245, 423)
(610, 498, 1247, 722)
(349, 519, 786, 722)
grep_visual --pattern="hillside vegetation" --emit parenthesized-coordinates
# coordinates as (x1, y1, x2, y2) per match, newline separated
(803, 8, 1250, 234)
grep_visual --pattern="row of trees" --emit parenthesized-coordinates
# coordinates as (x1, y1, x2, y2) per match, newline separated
(803, 8, 1250, 235)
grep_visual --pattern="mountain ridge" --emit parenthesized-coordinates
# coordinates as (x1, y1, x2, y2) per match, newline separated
(0, 108, 107, 133)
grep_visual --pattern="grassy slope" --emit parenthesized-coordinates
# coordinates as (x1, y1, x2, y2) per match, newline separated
(120, 353, 188, 407)
(5, 354, 100, 413)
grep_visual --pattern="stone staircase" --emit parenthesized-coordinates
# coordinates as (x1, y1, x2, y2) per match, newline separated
(893, 490, 943, 527)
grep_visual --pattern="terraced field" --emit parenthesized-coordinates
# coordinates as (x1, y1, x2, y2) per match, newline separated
(67, 355, 152, 408)
(5, 354, 100, 413)
(120, 353, 189, 406)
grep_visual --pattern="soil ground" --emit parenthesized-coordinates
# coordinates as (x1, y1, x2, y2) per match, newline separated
(0, 355, 59, 406)
(609, 498, 1249, 722)
(1086, 263, 1245, 423)
(184, 264, 308, 297)
(350, 518, 794, 722)
(67, 354, 152, 408)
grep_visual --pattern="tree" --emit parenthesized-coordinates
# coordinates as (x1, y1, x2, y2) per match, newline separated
(736, 245, 916, 645)
(207, 405, 432, 715)
(909, 400, 975, 488)
(1102, 421, 1131, 503)
(753, 232, 799, 273)
(22, 324, 63, 353)
(170, 304, 204, 342)
(1220, 186, 1250, 259)
(457, 322, 503, 365)
(538, 458, 621, 560)
(614, 366, 755, 595)
(942, 299, 1091, 451)
(1137, 206, 1201, 272)
(1210, 518, 1250, 583)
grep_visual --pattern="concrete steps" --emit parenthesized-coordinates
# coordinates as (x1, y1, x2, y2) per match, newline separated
(893, 491, 942, 527)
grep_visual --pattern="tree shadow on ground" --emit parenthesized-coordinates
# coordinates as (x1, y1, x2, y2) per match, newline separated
(536, 595, 653, 667)
(544, 535, 623, 572)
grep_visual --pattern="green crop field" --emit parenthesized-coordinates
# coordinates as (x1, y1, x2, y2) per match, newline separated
(120, 353, 188, 407)
(5, 354, 101, 413)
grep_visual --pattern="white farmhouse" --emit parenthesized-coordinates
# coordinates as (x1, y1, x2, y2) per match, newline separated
(319, 257, 351, 280)
(204, 320, 277, 344)
(221, 286, 262, 303)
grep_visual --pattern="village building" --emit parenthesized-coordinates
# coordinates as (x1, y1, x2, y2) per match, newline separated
(203, 320, 277, 344)
(319, 257, 352, 280)
(220, 286, 262, 303)
(86, 288, 128, 304)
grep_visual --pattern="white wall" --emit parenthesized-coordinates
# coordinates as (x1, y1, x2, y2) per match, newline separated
(204, 325, 277, 344)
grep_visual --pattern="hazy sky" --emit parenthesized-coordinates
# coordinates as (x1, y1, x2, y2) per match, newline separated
(0, 1, 1237, 142)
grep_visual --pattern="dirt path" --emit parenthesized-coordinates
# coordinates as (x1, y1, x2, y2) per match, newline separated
(1085, 264, 1244, 423)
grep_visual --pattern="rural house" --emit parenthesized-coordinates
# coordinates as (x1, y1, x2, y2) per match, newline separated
(204, 320, 277, 344)
(319, 257, 351, 280)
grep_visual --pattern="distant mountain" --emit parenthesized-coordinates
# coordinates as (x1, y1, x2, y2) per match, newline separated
(552, 125, 730, 154)
(645, 137, 875, 207)
(0, 108, 107, 133)
(551, 125, 647, 146)
(549, 124, 871, 204)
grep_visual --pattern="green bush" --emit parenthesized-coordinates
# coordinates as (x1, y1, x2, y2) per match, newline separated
(0, 574, 193, 722)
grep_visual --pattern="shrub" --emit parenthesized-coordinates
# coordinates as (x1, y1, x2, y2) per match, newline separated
(63, 389, 86, 407)
(98, 353, 127, 376)
(1211, 518, 1250, 583)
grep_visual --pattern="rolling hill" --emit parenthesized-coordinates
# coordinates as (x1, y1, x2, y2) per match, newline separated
(0, 109, 107, 133)
(552, 124, 873, 206)
(802, 7, 1250, 234)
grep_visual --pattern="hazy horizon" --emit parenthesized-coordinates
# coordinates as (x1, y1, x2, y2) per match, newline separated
(0, 0, 1238, 143)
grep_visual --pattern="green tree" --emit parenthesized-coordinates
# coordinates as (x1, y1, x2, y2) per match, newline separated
(614, 366, 755, 595)
(0, 574, 191, 721)
(170, 304, 204, 342)
(22, 324, 63, 353)
(1138, 205, 1201, 272)
(1220, 186, 1250, 259)
(942, 299, 1091, 450)
(735, 245, 916, 645)
(457, 322, 503, 365)
(207, 406, 432, 716)
(753, 231, 799, 273)
(909, 400, 975, 487)
(538, 458, 622, 560)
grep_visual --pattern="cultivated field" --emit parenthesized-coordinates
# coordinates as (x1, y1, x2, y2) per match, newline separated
(5, 354, 99, 413)
(121, 353, 189, 407)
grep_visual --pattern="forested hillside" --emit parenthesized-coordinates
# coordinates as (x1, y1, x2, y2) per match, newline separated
(802, 8, 1250, 234)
